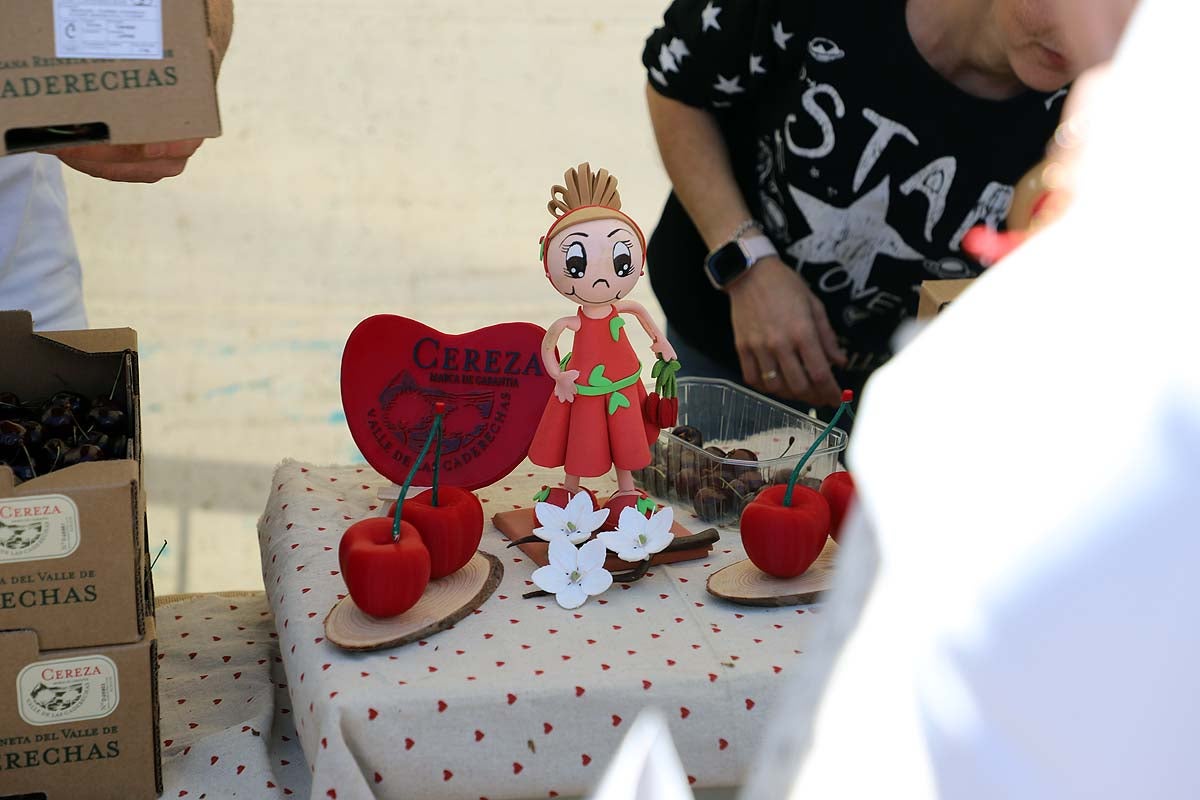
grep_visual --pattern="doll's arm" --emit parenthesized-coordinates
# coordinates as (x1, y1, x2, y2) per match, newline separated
(616, 301, 678, 362)
(543, 315, 582, 403)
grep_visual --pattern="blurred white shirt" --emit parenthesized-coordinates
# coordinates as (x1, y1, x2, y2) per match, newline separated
(0, 153, 87, 331)
(742, 1, 1200, 797)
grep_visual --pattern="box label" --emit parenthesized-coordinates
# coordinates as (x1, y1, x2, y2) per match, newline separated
(0, 494, 80, 564)
(53, 0, 164, 60)
(17, 655, 120, 726)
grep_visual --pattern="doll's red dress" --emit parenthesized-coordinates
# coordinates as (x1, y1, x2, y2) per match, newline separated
(529, 306, 658, 477)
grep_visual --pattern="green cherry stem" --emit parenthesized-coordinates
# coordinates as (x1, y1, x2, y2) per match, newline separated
(783, 391, 854, 508)
(393, 402, 446, 542)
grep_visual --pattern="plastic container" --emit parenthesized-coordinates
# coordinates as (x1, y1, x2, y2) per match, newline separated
(632, 378, 847, 525)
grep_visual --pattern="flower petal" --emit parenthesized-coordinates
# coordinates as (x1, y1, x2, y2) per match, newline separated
(532, 525, 566, 543)
(596, 530, 632, 552)
(566, 527, 593, 545)
(581, 507, 613, 536)
(547, 537, 580, 572)
(643, 527, 674, 555)
(555, 583, 588, 610)
(576, 539, 608, 572)
(563, 490, 594, 522)
(580, 567, 613, 596)
(534, 502, 567, 530)
(646, 506, 674, 537)
(613, 544, 647, 563)
(616, 506, 648, 535)
(532, 565, 569, 594)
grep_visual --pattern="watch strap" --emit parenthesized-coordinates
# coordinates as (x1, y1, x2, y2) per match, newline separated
(740, 234, 777, 265)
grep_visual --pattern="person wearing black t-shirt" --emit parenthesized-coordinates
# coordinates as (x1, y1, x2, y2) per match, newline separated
(642, 0, 1123, 416)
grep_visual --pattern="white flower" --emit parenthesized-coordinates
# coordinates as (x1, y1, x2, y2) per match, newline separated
(533, 491, 609, 545)
(532, 539, 614, 610)
(597, 506, 675, 563)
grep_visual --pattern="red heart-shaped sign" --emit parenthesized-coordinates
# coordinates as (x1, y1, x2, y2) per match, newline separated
(342, 316, 553, 490)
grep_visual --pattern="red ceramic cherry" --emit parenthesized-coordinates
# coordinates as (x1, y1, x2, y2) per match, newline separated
(819, 471, 855, 543)
(740, 484, 831, 578)
(388, 486, 484, 579)
(738, 390, 854, 578)
(338, 516, 431, 618)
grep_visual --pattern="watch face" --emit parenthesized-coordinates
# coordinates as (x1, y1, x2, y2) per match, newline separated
(705, 242, 750, 289)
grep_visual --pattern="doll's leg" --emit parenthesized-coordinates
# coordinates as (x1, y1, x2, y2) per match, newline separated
(563, 473, 581, 493)
(614, 468, 635, 494)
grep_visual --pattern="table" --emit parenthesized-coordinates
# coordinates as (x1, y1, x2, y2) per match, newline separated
(254, 460, 826, 800)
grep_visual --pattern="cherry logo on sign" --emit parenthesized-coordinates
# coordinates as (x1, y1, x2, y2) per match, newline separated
(342, 316, 554, 490)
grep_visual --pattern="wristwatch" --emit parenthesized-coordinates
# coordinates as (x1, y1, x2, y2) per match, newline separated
(704, 223, 779, 291)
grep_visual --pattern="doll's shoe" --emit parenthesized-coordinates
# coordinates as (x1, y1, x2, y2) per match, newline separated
(599, 489, 659, 531)
(534, 484, 599, 510)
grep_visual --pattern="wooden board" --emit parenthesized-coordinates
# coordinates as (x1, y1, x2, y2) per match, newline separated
(324, 550, 503, 651)
(706, 539, 839, 607)
(492, 507, 712, 570)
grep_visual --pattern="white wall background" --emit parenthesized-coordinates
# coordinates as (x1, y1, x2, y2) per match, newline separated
(68, 0, 674, 593)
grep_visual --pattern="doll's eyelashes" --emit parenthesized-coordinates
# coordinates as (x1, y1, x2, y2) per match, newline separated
(613, 240, 634, 277)
(564, 241, 587, 278)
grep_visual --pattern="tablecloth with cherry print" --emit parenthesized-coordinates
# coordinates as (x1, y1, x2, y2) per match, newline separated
(256, 459, 827, 800)
(158, 592, 312, 798)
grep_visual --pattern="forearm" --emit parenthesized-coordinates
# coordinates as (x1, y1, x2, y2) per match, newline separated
(646, 83, 753, 251)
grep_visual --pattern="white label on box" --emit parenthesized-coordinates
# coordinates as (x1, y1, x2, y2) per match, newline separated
(53, 0, 164, 61)
(17, 655, 120, 726)
(0, 494, 80, 564)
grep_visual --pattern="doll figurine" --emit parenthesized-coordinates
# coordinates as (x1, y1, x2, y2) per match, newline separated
(528, 163, 677, 525)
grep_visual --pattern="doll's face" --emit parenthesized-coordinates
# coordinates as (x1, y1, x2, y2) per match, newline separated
(545, 217, 644, 308)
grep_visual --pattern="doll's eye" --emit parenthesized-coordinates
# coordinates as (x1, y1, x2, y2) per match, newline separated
(613, 241, 634, 277)
(565, 242, 587, 278)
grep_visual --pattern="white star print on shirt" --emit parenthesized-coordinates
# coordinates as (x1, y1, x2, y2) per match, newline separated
(650, 66, 668, 86)
(714, 74, 745, 95)
(659, 44, 679, 73)
(785, 177, 925, 299)
(668, 37, 691, 60)
(749, 54, 766, 75)
(701, 2, 722, 32)
(772, 21, 794, 50)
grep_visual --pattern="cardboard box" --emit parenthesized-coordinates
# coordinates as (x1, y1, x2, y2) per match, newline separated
(917, 279, 974, 320)
(1, 311, 149, 651)
(0, 0, 220, 154)
(0, 617, 160, 799)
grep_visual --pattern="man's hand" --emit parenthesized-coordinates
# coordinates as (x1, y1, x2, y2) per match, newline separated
(50, 139, 205, 183)
(728, 256, 847, 407)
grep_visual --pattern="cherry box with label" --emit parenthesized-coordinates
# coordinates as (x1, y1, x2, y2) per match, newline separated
(0, 0, 221, 154)
(0, 617, 160, 799)
(0, 310, 151, 651)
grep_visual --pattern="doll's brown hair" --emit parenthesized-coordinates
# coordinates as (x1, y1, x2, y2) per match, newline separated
(540, 163, 646, 270)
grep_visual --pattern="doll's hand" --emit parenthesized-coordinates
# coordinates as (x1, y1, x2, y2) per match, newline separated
(651, 339, 678, 363)
(554, 370, 580, 403)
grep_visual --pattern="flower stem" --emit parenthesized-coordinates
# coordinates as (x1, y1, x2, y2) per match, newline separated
(783, 392, 853, 508)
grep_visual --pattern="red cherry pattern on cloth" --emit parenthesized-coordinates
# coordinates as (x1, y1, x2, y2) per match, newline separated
(256, 460, 828, 798)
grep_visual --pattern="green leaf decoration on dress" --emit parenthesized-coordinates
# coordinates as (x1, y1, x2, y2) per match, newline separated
(609, 316, 626, 342)
(608, 391, 630, 415)
(559, 352, 572, 370)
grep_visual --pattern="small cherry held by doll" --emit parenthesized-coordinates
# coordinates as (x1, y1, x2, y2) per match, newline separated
(528, 163, 679, 528)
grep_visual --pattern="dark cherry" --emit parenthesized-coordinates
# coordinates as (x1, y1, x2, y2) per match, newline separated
(49, 391, 89, 417)
(726, 447, 758, 463)
(692, 485, 734, 522)
(89, 433, 129, 459)
(85, 403, 125, 434)
(0, 420, 27, 449)
(670, 425, 704, 448)
(737, 469, 766, 494)
(704, 445, 727, 461)
(4, 461, 37, 483)
(673, 467, 705, 499)
(40, 404, 76, 440)
(62, 444, 105, 468)
(40, 438, 70, 471)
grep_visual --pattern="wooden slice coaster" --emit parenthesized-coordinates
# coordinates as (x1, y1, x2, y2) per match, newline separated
(706, 539, 839, 607)
(324, 551, 503, 651)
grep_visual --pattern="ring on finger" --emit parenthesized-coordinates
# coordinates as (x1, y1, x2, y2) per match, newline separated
(761, 369, 780, 382)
